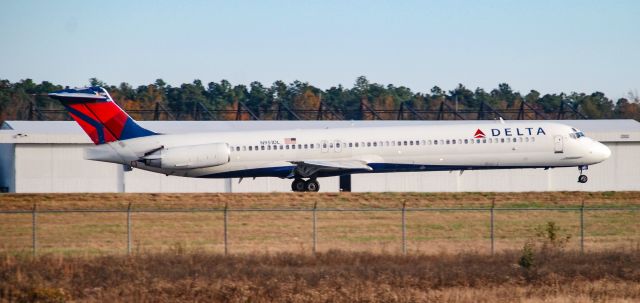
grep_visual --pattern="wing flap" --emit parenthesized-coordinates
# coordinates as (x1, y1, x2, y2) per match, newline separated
(295, 160, 373, 170)
(289, 159, 372, 178)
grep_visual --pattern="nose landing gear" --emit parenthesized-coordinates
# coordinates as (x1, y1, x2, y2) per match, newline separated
(291, 178, 320, 192)
(577, 165, 588, 183)
(578, 175, 588, 183)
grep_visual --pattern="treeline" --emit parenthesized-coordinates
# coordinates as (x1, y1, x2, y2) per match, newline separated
(1, 77, 639, 122)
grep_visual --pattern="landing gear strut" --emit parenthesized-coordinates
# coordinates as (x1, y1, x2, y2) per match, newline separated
(578, 165, 588, 183)
(291, 178, 320, 192)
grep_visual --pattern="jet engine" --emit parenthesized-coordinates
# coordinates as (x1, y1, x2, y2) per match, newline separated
(141, 143, 230, 169)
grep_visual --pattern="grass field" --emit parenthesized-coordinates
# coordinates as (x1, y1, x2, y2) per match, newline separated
(1, 192, 639, 255)
(1, 192, 639, 302)
(2, 249, 639, 302)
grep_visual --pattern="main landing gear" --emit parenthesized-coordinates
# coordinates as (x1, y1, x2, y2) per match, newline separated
(578, 165, 588, 183)
(291, 178, 320, 192)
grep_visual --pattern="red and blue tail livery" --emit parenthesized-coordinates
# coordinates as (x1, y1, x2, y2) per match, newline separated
(49, 87, 156, 144)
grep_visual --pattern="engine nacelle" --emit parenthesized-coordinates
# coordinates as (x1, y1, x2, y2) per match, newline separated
(142, 143, 230, 169)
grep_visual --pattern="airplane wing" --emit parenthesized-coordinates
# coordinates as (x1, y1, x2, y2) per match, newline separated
(289, 159, 373, 178)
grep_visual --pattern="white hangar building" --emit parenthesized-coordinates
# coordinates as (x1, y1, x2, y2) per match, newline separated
(1, 119, 639, 193)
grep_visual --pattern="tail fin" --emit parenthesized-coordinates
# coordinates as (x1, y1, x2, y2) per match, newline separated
(49, 86, 156, 144)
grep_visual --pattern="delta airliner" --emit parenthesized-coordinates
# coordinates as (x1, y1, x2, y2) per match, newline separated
(49, 87, 611, 192)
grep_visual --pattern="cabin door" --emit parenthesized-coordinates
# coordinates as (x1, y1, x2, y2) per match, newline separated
(553, 135, 563, 153)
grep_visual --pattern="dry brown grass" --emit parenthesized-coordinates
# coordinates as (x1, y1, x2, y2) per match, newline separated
(1, 249, 639, 302)
(0, 192, 639, 255)
(1, 191, 639, 210)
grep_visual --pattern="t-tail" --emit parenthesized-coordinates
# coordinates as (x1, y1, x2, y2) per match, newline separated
(49, 87, 156, 144)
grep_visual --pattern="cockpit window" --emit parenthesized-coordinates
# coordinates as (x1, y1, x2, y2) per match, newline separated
(570, 129, 586, 139)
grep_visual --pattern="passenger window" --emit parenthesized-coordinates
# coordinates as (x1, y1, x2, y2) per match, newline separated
(451, 140, 455, 145)
(434, 140, 438, 145)
(512, 138, 517, 142)
(421, 140, 426, 145)
(525, 137, 529, 142)
(355, 142, 359, 147)
(236, 146, 240, 151)
(482, 139, 486, 143)
(531, 137, 535, 142)
(385, 141, 390, 146)
(293, 145, 297, 149)
(267, 146, 271, 150)
(242, 146, 246, 151)
(304, 144, 308, 149)
(261, 146, 265, 150)
(323, 143, 327, 148)
(500, 138, 505, 143)
(286, 145, 290, 149)
(391, 141, 396, 146)
(373, 142, 377, 147)
(249, 146, 253, 151)
(367, 142, 371, 147)
(310, 144, 314, 149)
(464, 139, 468, 144)
(446, 140, 450, 144)
(349, 143, 353, 147)
(410, 141, 414, 146)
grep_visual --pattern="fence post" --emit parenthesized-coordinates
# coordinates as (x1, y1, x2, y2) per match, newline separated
(224, 203, 228, 255)
(580, 200, 585, 253)
(490, 199, 495, 255)
(312, 202, 317, 254)
(32, 203, 37, 257)
(127, 202, 132, 255)
(402, 201, 407, 255)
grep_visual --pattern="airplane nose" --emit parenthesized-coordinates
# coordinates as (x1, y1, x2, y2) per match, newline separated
(591, 142, 611, 162)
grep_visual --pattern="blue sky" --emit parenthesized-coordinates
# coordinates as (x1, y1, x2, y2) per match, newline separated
(1, 0, 638, 98)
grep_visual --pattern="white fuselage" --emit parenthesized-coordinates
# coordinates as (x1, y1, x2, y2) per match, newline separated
(86, 121, 611, 179)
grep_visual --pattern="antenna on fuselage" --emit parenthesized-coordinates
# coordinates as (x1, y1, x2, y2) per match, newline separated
(499, 117, 506, 124)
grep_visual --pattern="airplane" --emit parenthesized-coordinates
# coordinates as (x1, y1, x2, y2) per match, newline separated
(48, 86, 611, 192)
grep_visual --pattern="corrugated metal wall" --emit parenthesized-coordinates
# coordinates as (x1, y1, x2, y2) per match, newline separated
(6, 142, 639, 193)
(14, 144, 120, 192)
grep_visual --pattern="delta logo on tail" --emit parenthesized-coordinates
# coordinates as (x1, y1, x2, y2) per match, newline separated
(474, 129, 485, 138)
(48, 87, 156, 145)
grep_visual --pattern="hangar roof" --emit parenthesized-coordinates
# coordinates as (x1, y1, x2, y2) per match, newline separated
(1, 119, 639, 144)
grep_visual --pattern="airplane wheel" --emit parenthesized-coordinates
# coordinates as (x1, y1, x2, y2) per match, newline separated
(305, 179, 320, 192)
(292, 179, 306, 192)
(578, 175, 588, 183)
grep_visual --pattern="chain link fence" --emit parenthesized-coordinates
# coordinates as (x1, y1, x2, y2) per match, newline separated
(1, 203, 638, 256)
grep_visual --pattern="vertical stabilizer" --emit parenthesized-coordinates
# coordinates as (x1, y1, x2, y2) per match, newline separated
(49, 87, 156, 144)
